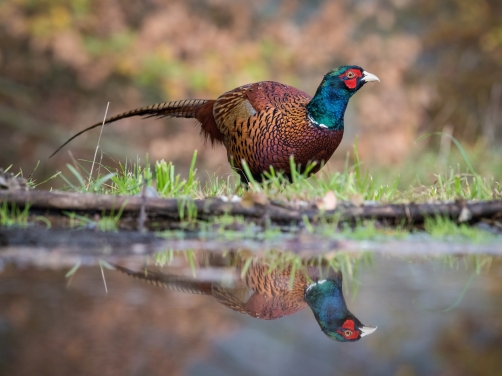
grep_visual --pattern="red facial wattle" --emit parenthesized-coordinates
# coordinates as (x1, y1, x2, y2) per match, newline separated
(337, 319, 360, 340)
(339, 69, 363, 89)
(342, 319, 355, 330)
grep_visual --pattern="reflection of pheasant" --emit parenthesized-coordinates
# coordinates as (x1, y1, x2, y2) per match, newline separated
(113, 255, 376, 342)
(51, 66, 379, 181)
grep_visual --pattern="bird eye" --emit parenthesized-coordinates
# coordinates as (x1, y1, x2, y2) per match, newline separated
(346, 71, 355, 78)
(344, 330, 353, 337)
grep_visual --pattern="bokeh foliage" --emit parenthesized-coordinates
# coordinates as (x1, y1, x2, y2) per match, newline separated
(0, 0, 501, 182)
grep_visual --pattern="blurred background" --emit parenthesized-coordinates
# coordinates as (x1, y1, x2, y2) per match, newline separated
(0, 0, 501, 185)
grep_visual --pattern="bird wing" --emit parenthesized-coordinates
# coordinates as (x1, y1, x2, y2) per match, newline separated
(238, 262, 309, 319)
(243, 291, 308, 320)
(212, 81, 311, 137)
(211, 282, 251, 315)
(212, 83, 256, 137)
(210, 281, 307, 319)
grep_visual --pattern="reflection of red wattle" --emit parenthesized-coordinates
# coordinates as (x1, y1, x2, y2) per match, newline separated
(339, 319, 359, 340)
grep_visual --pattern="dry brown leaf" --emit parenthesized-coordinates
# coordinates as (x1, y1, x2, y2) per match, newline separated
(241, 192, 269, 208)
(315, 191, 338, 211)
(458, 207, 472, 223)
(349, 194, 364, 207)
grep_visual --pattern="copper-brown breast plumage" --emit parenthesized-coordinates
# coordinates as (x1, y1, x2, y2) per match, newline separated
(212, 81, 343, 177)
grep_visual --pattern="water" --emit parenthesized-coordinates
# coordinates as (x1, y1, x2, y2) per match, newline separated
(1, 238, 501, 376)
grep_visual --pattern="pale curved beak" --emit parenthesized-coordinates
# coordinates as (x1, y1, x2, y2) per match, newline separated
(362, 71, 380, 83)
(360, 325, 377, 337)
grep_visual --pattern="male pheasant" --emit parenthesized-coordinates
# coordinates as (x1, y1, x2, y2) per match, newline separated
(113, 252, 376, 342)
(51, 66, 379, 182)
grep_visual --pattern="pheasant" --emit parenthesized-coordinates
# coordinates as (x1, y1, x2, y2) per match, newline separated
(51, 66, 379, 182)
(113, 252, 376, 342)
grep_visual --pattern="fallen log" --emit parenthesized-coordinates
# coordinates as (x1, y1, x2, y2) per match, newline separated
(1, 190, 501, 229)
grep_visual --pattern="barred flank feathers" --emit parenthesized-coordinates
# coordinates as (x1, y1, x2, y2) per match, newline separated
(50, 99, 210, 158)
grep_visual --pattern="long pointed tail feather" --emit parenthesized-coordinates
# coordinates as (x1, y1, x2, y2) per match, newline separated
(113, 263, 213, 295)
(49, 99, 210, 158)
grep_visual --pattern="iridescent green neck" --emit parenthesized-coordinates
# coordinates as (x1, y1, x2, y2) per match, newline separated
(305, 279, 348, 321)
(306, 79, 353, 131)
(305, 278, 354, 341)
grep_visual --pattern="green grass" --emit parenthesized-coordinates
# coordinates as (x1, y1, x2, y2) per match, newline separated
(5, 140, 500, 239)
(0, 202, 51, 228)
(50, 140, 500, 204)
(424, 216, 495, 243)
(63, 203, 126, 231)
(0, 202, 31, 227)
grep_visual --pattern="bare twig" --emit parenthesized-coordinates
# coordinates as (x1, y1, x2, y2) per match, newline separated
(100, 261, 108, 294)
(137, 176, 148, 233)
(88, 102, 110, 189)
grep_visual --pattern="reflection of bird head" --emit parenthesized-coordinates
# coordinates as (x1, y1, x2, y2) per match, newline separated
(305, 278, 376, 342)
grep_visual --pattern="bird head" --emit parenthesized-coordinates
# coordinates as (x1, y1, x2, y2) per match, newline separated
(318, 313, 377, 342)
(307, 65, 379, 130)
(305, 278, 377, 342)
(322, 65, 380, 95)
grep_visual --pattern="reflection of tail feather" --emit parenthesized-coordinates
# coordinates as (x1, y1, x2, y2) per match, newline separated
(113, 264, 212, 295)
(211, 283, 248, 315)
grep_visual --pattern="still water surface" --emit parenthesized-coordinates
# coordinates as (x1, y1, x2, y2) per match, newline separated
(0, 242, 501, 376)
